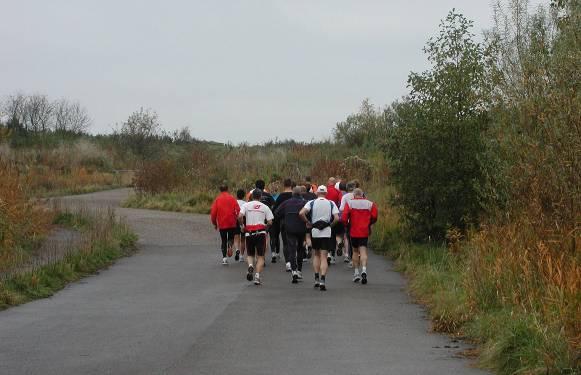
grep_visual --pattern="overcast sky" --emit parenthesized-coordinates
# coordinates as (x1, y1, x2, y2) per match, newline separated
(0, 0, 545, 143)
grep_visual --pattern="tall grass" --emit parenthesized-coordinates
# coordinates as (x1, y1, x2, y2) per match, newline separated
(126, 142, 389, 212)
(0, 138, 125, 197)
(0, 207, 137, 309)
(0, 161, 54, 272)
(370, 185, 579, 374)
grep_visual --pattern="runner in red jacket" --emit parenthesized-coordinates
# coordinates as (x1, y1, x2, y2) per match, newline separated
(210, 184, 240, 265)
(341, 188, 378, 285)
(325, 177, 342, 206)
(325, 177, 342, 265)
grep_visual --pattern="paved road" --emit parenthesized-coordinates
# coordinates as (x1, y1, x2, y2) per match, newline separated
(0, 189, 486, 375)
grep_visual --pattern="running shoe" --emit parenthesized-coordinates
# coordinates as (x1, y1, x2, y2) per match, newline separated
(344, 256, 350, 263)
(353, 273, 361, 283)
(348, 261, 353, 268)
(361, 272, 368, 285)
(337, 242, 344, 257)
(314, 279, 320, 288)
(234, 250, 240, 261)
(319, 281, 326, 291)
(227, 246, 233, 258)
(285, 262, 292, 272)
(291, 271, 298, 284)
(327, 256, 332, 265)
(253, 273, 261, 285)
(222, 257, 228, 265)
(297, 271, 303, 280)
(246, 265, 254, 281)
(271, 254, 277, 263)
(239, 255, 245, 263)
(330, 256, 337, 265)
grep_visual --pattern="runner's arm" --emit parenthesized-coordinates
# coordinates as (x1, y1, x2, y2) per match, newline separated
(370, 202, 378, 225)
(210, 199, 218, 229)
(341, 202, 350, 225)
(330, 202, 340, 226)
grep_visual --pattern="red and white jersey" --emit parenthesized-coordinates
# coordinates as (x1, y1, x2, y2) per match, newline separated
(341, 197, 378, 238)
(239, 200, 274, 232)
(339, 192, 355, 212)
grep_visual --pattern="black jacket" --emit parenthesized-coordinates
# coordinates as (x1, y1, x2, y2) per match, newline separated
(274, 197, 307, 234)
(259, 191, 275, 209)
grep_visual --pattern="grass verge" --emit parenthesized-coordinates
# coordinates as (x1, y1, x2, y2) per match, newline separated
(370, 196, 578, 374)
(122, 190, 213, 214)
(0, 210, 137, 310)
(37, 183, 122, 198)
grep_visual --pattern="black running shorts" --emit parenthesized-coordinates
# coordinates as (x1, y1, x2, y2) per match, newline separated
(350, 237, 368, 248)
(332, 221, 345, 236)
(311, 237, 333, 251)
(246, 233, 267, 257)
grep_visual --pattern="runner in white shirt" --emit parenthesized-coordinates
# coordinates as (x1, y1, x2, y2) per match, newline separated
(299, 185, 339, 291)
(239, 189, 274, 285)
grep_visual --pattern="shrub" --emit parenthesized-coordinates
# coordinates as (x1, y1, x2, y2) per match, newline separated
(387, 11, 493, 240)
(134, 159, 183, 194)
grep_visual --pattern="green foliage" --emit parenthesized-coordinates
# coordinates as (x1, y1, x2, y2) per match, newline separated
(123, 190, 214, 214)
(0, 216, 137, 310)
(387, 10, 493, 239)
(467, 310, 574, 375)
(334, 99, 392, 149)
(53, 211, 90, 231)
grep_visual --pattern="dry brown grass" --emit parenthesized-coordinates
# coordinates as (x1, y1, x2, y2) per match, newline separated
(0, 161, 54, 272)
(467, 215, 581, 354)
(27, 166, 117, 196)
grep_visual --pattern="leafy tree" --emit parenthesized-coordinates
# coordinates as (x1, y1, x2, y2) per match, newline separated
(334, 98, 392, 149)
(117, 108, 161, 160)
(387, 10, 493, 239)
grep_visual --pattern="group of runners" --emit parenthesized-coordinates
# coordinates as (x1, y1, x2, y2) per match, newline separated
(210, 177, 378, 290)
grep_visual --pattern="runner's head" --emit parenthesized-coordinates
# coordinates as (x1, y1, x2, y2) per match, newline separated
(255, 179, 265, 190)
(219, 183, 228, 192)
(300, 185, 307, 193)
(346, 181, 356, 192)
(283, 178, 293, 190)
(339, 181, 347, 192)
(292, 186, 302, 198)
(316, 185, 327, 198)
(353, 188, 364, 198)
(327, 177, 336, 186)
(236, 189, 245, 200)
(252, 188, 262, 201)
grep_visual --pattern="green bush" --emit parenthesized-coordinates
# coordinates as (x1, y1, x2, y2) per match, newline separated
(386, 11, 493, 240)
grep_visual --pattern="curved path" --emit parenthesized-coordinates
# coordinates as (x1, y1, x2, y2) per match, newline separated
(0, 189, 486, 375)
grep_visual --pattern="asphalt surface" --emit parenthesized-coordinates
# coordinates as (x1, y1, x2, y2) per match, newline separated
(0, 189, 487, 375)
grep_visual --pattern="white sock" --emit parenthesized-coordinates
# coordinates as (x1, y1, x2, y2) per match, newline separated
(354, 268, 360, 275)
(362, 266, 367, 273)
(249, 263, 253, 268)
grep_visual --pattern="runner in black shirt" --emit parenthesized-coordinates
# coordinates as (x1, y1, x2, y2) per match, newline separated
(275, 186, 307, 283)
(273, 178, 293, 270)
